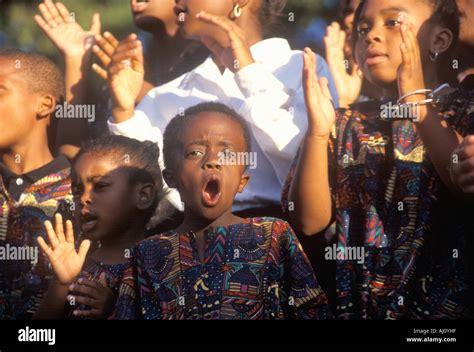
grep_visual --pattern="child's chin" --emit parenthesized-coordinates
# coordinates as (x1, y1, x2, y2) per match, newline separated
(366, 72, 397, 91)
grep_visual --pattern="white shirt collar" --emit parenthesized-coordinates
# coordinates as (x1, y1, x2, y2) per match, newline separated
(192, 38, 292, 79)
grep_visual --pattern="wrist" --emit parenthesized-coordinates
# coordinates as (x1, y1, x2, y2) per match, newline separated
(112, 107, 135, 123)
(306, 130, 331, 143)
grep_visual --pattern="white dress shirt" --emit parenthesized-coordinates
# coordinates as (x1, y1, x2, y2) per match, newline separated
(108, 38, 309, 212)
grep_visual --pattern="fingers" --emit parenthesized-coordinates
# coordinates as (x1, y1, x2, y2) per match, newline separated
(34, 14, 50, 34)
(92, 45, 111, 67)
(90, 13, 101, 34)
(319, 77, 333, 101)
(55, 2, 73, 23)
(92, 63, 108, 80)
(43, 220, 59, 249)
(72, 308, 101, 318)
(54, 213, 66, 243)
(196, 12, 241, 45)
(44, 0, 64, 25)
(37, 236, 53, 257)
(38, 2, 57, 28)
(104, 31, 119, 48)
(95, 32, 118, 58)
(70, 279, 101, 297)
(68, 294, 96, 308)
(78, 240, 91, 259)
(65, 219, 75, 243)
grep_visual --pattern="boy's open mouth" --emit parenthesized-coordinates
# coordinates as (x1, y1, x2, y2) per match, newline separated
(201, 175, 222, 207)
(80, 210, 99, 233)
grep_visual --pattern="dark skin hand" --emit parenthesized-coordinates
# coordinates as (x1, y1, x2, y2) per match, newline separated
(68, 272, 116, 319)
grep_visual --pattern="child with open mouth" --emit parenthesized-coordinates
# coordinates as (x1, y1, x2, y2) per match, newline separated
(113, 102, 331, 320)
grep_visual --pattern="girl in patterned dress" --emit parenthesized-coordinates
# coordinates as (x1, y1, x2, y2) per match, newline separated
(34, 135, 169, 319)
(285, 0, 473, 319)
(113, 102, 331, 320)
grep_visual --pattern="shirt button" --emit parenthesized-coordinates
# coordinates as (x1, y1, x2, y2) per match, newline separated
(16, 178, 23, 186)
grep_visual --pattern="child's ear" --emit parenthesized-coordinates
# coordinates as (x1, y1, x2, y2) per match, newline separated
(162, 169, 178, 189)
(36, 94, 56, 121)
(431, 27, 454, 57)
(135, 182, 156, 210)
(237, 172, 250, 193)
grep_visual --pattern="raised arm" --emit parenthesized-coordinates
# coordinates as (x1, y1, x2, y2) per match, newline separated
(288, 48, 335, 236)
(34, 0, 101, 158)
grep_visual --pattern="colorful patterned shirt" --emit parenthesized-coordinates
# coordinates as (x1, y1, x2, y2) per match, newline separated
(114, 217, 330, 320)
(0, 156, 73, 319)
(283, 85, 474, 319)
(66, 259, 127, 320)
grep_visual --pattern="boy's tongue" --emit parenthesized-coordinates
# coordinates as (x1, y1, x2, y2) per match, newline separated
(202, 179, 221, 207)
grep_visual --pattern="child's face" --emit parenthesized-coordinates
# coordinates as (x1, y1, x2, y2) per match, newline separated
(174, 0, 233, 40)
(166, 112, 249, 221)
(457, 0, 474, 47)
(354, 0, 434, 88)
(130, 0, 176, 31)
(0, 58, 44, 150)
(72, 153, 142, 242)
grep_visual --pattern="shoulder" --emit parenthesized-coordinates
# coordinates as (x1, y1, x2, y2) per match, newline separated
(133, 232, 178, 256)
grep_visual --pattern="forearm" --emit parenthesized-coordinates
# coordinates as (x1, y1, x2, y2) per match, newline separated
(288, 134, 332, 235)
(33, 280, 70, 320)
(417, 106, 463, 193)
(56, 54, 91, 157)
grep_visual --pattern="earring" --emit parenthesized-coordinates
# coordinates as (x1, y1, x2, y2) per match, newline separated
(231, 3, 242, 19)
(430, 51, 439, 62)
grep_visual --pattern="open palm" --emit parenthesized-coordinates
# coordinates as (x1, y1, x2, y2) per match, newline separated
(324, 22, 362, 108)
(34, 0, 100, 57)
(303, 48, 336, 138)
(38, 213, 91, 285)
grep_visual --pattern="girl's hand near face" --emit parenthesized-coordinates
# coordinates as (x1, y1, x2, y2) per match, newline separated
(92, 33, 145, 123)
(68, 273, 116, 319)
(303, 47, 336, 140)
(38, 214, 91, 285)
(397, 16, 428, 123)
(34, 0, 100, 58)
(324, 22, 363, 108)
(196, 11, 255, 73)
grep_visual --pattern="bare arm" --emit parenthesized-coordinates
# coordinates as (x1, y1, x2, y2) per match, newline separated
(288, 48, 336, 236)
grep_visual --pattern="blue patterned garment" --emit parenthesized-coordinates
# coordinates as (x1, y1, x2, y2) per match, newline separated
(114, 217, 330, 320)
(282, 83, 474, 319)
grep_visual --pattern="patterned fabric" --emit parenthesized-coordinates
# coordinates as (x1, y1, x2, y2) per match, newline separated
(66, 259, 127, 320)
(282, 91, 474, 320)
(0, 165, 73, 319)
(114, 217, 330, 320)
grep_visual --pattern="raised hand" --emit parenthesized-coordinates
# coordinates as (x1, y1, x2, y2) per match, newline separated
(34, 0, 100, 57)
(68, 273, 116, 319)
(324, 22, 363, 108)
(397, 15, 428, 122)
(92, 32, 144, 122)
(303, 47, 336, 140)
(38, 213, 91, 285)
(196, 11, 254, 73)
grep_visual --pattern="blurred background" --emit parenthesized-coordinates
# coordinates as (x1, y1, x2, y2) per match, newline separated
(0, 0, 340, 63)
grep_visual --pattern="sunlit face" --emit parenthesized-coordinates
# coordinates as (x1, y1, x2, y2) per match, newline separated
(457, 0, 474, 47)
(130, 0, 176, 31)
(174, 0, 233, 40)
(0, 58, 44, 150)
(72, 153, 141, 242)
(166, 112, 249, 222)
(341, 0, 361, 57)
(354, 0, 433, 88)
